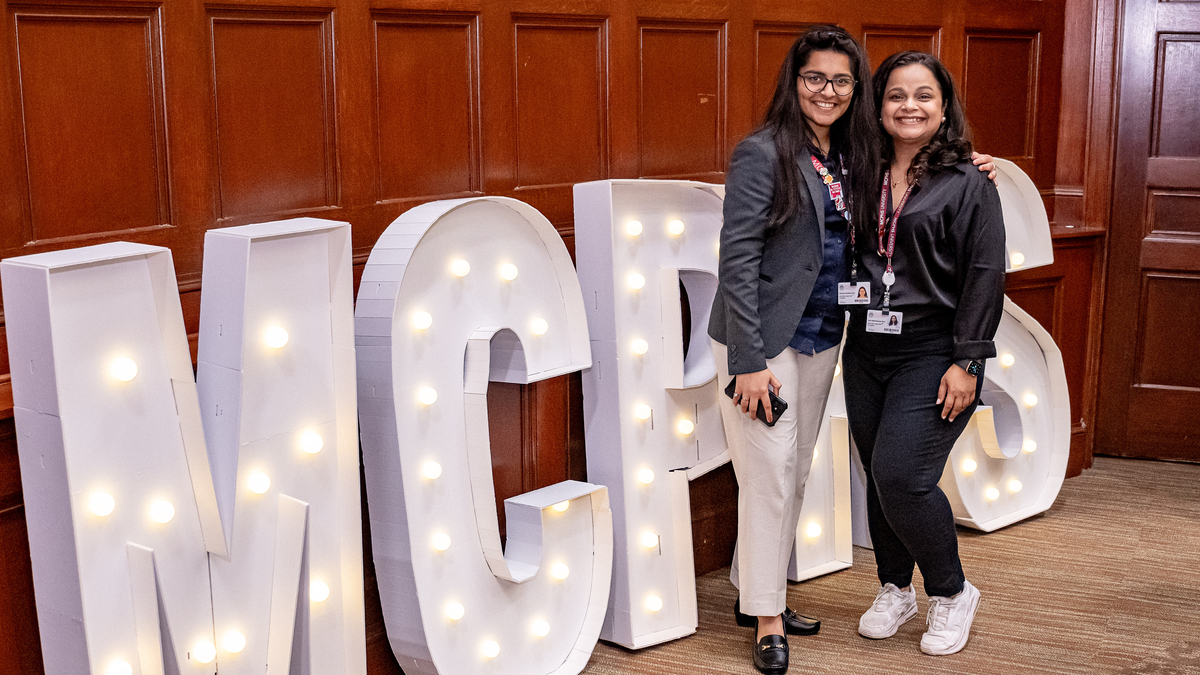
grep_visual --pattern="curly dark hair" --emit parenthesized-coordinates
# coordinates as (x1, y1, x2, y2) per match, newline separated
(762, 25, 880, 230)
(872, 51, 973, 185)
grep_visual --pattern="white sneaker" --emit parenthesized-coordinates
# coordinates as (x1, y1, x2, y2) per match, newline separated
(858, 583, 918, 639)
(920, 580, 981, 655)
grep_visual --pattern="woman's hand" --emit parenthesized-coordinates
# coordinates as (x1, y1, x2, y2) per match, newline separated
(937, 365, 976, 422)
(734, 368, 782, 423)
(971, 151, 998, 183)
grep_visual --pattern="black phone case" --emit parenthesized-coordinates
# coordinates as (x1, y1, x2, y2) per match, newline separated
(724, 376, 788, 427)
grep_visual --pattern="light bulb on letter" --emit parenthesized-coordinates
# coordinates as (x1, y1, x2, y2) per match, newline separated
(499, 263, 519, 281)
(412, 311, 433, 330)
(985, 487, 1000, 501)
(645, 595, 663, 612)
(1023, 439, 1037, 453)
(1000, 353, 1015, 368)
(631, 338, 649, 355)
(418, 388, 438, 406)
(637, 468, 655, 485)
(531, 318, 549, 335)
(445, 603, 465, 621)
(310, 581, 330, 602)
(551, 563, 570, 580)
(422, 461, 443, 480)
(634, 404, 652, 420)
(668, 219, 685, 235)
(432, 532, 452, 551)
(677, 419, 695, 435)
(1010, 251, 1026, 267)
(482, 641, 500, 659)
(627, 273, 645, 290)
(264, 327, 289, 349)
(962, 459, 977, 474)
(626, 220, 643, 236)
(222, 631, 246, 654)
(300, 430, 323, 454)
(532, 620, 550, 637)
(150, 500, 175, 524)
(110, 357, 138, 382)
(106, 660, 133, 675)
(248, 472, 271, 494)
(1024, 393, 1039, 407)
(640, 532, 659, 549)
(194, 642, 217, 664)
(89, 492, 115, 517)
(1008, 479, 1023, 493)
(451, 259, 471, 277)
(806, 522, 822, 538)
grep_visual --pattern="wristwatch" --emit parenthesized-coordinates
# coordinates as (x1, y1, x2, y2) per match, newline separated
(956, 359, 983, 377)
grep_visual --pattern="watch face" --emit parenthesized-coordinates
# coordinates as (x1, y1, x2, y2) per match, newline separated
(967, 361, 982, 376)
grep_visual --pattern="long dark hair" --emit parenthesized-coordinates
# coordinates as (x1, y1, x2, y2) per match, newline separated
(873, 51, 973, 185)
(762, 25, 879, 229)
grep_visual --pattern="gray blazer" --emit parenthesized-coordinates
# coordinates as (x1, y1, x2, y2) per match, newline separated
(707, 128, 831, 376)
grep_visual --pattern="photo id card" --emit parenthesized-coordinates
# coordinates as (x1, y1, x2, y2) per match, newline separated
(838, 281, 871, 305)
(866, 309, 903, 334)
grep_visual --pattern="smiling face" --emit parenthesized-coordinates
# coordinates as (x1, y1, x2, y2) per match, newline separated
(880, 63, 945, 147)
(796, 50, 854, 139)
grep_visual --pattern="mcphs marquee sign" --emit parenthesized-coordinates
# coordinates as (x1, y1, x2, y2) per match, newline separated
(2, 165, 1068, 675)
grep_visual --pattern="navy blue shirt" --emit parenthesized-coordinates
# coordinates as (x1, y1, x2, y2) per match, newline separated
(789, 148, 849, 355)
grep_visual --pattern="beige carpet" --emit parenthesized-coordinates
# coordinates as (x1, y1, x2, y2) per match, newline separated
(582, 457, 1200, 675)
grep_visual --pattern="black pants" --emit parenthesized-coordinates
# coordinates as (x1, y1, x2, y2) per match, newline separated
(843, 329, 983, 598)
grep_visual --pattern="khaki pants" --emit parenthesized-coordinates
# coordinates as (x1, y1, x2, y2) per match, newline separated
(713, 339, 840, 617)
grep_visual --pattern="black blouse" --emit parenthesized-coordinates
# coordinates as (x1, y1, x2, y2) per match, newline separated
(849, 161, 1006, 362)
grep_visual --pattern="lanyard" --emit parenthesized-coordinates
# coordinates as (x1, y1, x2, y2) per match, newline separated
(876, 169, 915, 311)
(810, 153, 857, 281)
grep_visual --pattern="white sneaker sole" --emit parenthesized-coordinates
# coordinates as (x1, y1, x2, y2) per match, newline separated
(920, 590, 981, 655)
(857, 604, 917, 639)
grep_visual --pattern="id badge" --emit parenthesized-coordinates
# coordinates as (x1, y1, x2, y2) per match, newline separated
(866, 309, 903, 334)
(838, 281, 871, 305)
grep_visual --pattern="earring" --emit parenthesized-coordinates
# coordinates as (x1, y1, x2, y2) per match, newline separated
(942, 116, 946, 122)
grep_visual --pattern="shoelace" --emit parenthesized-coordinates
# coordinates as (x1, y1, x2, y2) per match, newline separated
(873, 586, 903, 610)
(926, 597, 952, 632)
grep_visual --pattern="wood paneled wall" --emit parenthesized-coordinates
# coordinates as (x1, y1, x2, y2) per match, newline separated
(0, 0, 1120, 672)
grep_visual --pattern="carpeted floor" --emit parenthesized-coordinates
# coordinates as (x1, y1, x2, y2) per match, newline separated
(582, 457, 1200, 675)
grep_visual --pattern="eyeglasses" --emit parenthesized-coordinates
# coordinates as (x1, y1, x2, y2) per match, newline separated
(800, 73, 856, 96)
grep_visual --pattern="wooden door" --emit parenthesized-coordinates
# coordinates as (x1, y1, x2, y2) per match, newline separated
(1098, 0, 1200, 461)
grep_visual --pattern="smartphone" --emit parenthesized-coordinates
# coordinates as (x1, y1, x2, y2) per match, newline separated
(724, 376, 788, 427)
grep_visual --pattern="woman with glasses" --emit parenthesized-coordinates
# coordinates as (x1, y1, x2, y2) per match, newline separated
(845, 51, 1005, 656)
(707, 25, 878, 674)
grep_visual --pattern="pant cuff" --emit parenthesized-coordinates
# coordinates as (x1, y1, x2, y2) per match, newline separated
(878, 573, 914, 590)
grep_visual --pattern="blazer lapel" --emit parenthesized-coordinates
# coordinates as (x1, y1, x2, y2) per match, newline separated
(798, 154, 827, 244)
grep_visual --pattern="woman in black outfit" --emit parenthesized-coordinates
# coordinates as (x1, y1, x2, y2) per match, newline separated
(844, 51, 1006, 656)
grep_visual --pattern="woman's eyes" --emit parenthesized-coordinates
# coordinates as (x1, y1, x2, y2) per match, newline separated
(887, 94, 935, 101)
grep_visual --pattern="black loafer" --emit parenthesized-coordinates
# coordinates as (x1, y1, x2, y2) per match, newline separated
(735, 598, 821, 636)
(752, 632, 789, 674)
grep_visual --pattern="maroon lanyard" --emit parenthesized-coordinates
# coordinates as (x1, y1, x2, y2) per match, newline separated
(876, 169, 915, 310)
(810, 153, 857, 281)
